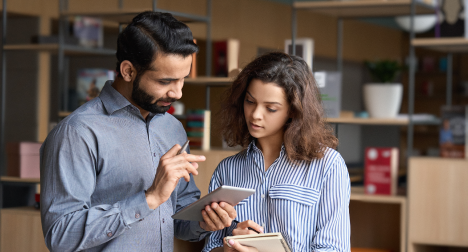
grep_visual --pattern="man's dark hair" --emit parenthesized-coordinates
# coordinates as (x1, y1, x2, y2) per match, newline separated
(115, 11, 198, 76)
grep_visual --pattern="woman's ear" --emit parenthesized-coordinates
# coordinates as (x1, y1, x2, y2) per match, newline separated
(120, 60, 136, 82)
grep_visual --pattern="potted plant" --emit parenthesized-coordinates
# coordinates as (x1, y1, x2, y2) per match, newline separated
(363, 60, 404, 118)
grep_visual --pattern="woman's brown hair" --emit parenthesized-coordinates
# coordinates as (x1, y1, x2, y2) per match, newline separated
(218, 52, 338, 161)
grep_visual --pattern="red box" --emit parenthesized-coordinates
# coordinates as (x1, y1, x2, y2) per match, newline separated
(6, 142, 42, 178)
(364, 147, 399, 195)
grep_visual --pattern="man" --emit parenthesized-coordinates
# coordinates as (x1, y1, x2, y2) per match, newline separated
(40, 11, 236, 252)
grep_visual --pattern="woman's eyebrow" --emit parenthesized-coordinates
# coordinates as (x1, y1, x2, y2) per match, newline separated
(246, 91, 255, 99)
(246, 91, 282, 105)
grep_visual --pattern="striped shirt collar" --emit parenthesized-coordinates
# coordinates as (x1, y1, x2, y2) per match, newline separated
(246, 139, 287, 159)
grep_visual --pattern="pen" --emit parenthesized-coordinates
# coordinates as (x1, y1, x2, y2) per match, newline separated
(232, 220, 260, 234)
(177, 140, 190, 155)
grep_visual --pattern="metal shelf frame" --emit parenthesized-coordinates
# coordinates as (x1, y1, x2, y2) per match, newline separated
(0, 0, 213, 172)
(290, 0, 438, 162)
(290, 2, 444, 252)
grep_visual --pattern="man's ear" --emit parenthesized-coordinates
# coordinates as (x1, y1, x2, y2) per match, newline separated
(120, 60, 136, 82)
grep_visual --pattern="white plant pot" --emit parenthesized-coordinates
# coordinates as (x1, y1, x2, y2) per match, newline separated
(363, 83, 403, 118)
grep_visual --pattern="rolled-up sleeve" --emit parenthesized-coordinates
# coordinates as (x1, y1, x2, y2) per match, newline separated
(40, 123, 154, 252)
(312, 155, 351, 252)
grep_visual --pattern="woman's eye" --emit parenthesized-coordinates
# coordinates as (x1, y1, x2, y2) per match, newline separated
(245, 99, 254, 104)
(267, 108, 277, 112)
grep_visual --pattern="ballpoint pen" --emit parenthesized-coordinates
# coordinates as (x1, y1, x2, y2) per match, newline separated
(177, 140, 190, 155)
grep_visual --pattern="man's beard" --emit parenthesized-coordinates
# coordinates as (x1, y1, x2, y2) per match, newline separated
(131, 74, 176, 114)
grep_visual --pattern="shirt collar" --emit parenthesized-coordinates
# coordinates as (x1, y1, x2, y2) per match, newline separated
(246, 139, 287, 158)
(99, 80, 132, 115)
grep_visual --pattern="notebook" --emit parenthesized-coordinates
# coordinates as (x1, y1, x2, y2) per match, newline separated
(225, 232, 291, 252)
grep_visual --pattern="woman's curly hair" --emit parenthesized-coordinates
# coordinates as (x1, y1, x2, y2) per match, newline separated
(218, 52, 337, 161)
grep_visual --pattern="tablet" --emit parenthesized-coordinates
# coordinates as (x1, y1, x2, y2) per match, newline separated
(172, 185, 255, 222)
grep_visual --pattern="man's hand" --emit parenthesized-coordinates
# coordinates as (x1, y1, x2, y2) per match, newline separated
(223, 237, 259, 252)
(199, 202, 236, 231)
(145, 144, 206, 209)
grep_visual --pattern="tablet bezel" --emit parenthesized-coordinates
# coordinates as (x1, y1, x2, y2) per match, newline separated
(172, 185, 256, 222)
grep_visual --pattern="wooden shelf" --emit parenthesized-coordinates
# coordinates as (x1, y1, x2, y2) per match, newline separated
(351, 186, 407, 204)
(58, 111, 71, 117)
(1, 206, 39, 215)
(412, 37, 468, 53)
(4, 44, 116, 56)
(184, 77, 233, 86)
(61, 8, 209, 24)
(293, 0, 435, 18)
(327, 117, 408, 125)
(327, 117, 440, 125)
(0, 176, 40, 183)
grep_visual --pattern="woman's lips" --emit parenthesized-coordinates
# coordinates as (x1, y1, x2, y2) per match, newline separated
(250, 122, 262, 129)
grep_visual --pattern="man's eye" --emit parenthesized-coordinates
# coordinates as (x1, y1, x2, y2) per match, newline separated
(160, 81, 171, 85)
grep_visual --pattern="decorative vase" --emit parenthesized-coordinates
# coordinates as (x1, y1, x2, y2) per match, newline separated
(363, 83, 403, 118)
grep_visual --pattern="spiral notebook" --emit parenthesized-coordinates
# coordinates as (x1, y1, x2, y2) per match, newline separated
(225, 232, 291, 252)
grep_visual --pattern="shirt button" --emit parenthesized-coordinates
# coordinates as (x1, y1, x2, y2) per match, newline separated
(162, 218, 165, 223)
(153, 153, 156, 157)
(261, 194, 265, 198)
(135, 213, 140, 219)
(107, 232, 113, 237)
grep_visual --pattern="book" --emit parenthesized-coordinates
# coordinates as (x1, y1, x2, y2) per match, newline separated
(437, 0, 468, 38)
(185, 110, 211, 150)
(76, 69, 115, 107)
(440, 105, 466, 158)
(284, 38, 314, 70)
(315, 71, 342, 118)
(213, 39, 240, 77)
(225, 232, 291, 252)
(364, 147, 399, 195)
(73, 16, 103, 48)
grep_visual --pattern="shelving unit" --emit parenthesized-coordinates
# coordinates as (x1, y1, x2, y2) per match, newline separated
(3, 44, 116, 55)
(0, 1, 215, 251)
(293, 0, 434, 18)
(0, 0, 214, 167)
(290, 1, 437, 252)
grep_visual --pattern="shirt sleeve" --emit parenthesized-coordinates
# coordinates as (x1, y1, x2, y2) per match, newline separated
(40, 123, 154, 252)
(312, 153, 351, 252)
(202, 161, 236, 252)
(173, 172, 212, 242)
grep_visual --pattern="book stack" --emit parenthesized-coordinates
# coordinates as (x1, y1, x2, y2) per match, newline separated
(186, 110, 211, 150)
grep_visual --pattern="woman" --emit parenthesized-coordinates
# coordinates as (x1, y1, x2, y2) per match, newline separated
(202, 52, 350, 252)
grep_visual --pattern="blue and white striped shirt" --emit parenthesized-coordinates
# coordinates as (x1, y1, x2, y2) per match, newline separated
(202, 141, 351, 252)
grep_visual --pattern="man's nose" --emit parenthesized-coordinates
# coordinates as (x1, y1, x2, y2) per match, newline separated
(168, 80, 183, 100)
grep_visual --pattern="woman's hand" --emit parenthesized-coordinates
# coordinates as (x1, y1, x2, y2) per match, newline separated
(222, 220, 263, 252)
(223, 237, 259, 252)
(233, 220, 263, 235)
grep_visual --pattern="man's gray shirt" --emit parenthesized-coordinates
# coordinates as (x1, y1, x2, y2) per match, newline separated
(40, 81, 209, 252)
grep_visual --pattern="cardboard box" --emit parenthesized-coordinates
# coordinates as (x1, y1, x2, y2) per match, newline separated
(6, 142, 42, 178)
